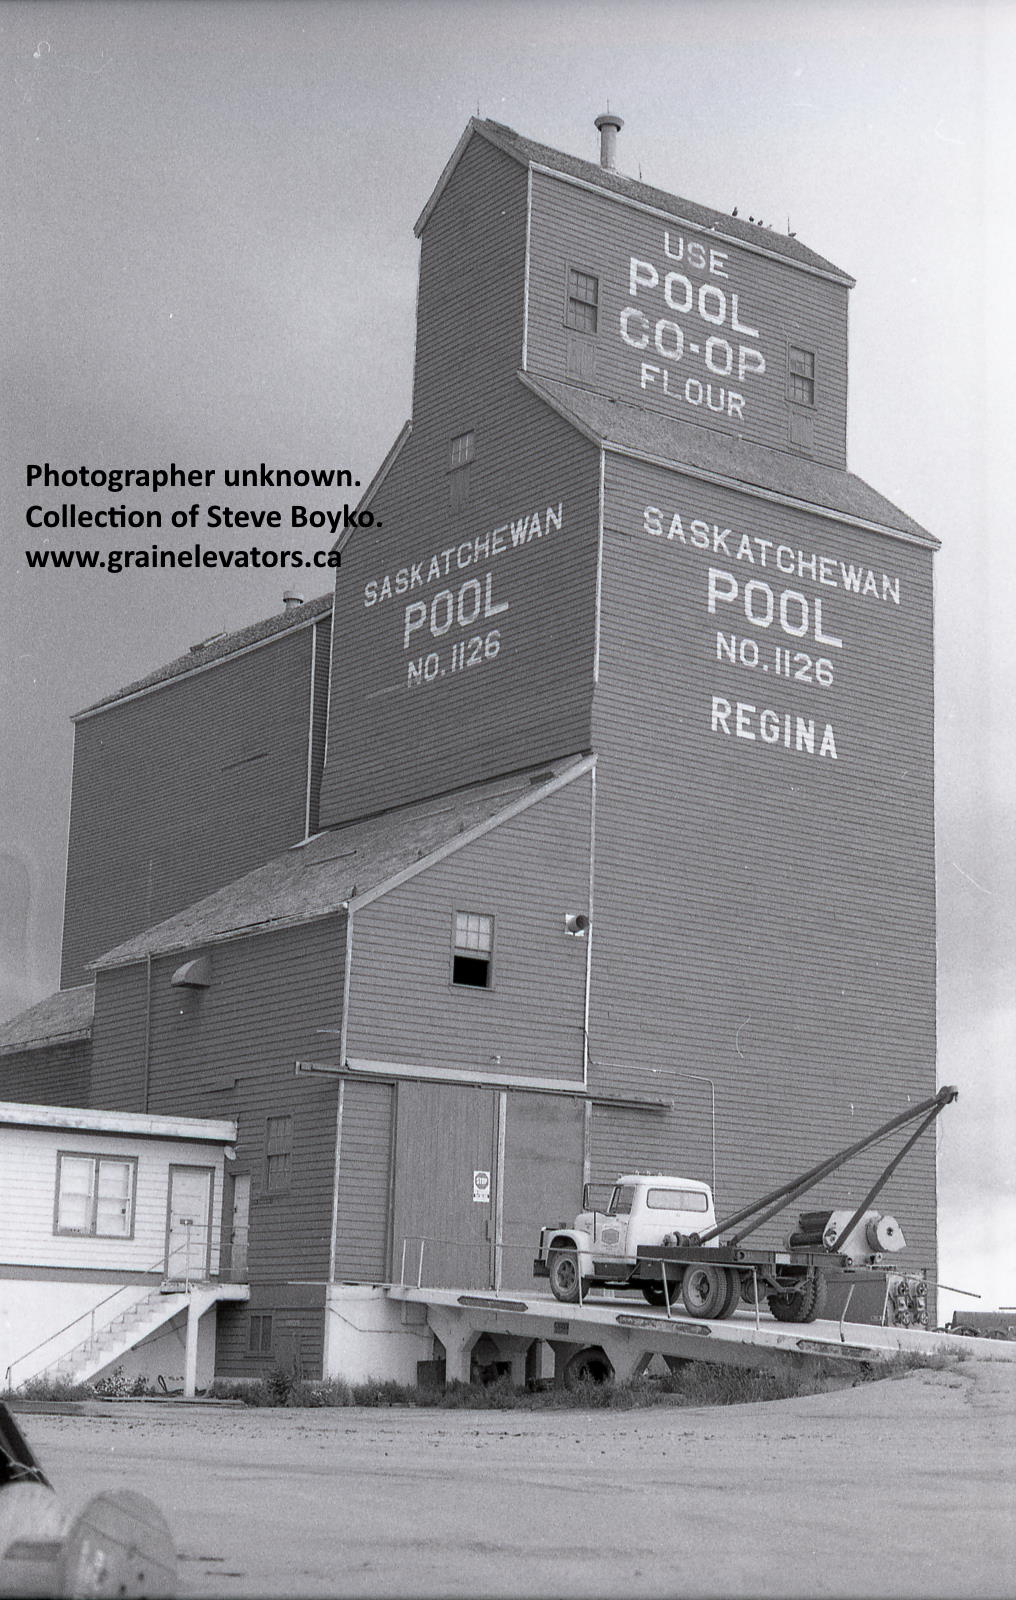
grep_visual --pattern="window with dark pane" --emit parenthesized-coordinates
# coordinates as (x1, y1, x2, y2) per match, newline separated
(265, 1115, 292, 1193)
(565, 269, 599, 334)
(452, 911, 494, 988)
(788, 346, 816, 406)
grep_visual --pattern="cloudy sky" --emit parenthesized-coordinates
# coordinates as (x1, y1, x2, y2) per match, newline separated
(3, 0, 1013, 1314)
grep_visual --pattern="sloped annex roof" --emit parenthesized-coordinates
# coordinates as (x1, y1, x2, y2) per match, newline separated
(417, 118, 853, 285)
(522, 374, 936, 548)
(75, 592, 332, 719)
(92, 756, 592, 970)
(0, 984, 94, 1056)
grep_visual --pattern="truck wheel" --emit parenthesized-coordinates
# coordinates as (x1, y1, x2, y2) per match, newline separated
(681, 1264, 732, 1319)
(548, 1249, 581, 1303)
(717, 1267, 742, 1319)
(564, 1346, 614, 1387)
(768, 1273, 827, 1323)
(640, 1279, 678, 1308)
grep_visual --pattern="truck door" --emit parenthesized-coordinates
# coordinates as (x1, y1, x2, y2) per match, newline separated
(594, 1182, 636, 1259)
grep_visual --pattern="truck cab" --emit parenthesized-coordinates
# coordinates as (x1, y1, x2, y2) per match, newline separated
(535, 1174, 718, 1305)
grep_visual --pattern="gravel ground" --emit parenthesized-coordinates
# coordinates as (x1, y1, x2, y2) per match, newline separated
(11, 1361, 1016, 1599)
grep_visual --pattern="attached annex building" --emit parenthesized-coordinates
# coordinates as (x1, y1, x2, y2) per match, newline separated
(2, 116, 938, 1382)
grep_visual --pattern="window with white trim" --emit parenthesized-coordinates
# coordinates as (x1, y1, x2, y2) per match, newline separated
(452, 911, 494, 988)
(55, 1153, 137, 1238)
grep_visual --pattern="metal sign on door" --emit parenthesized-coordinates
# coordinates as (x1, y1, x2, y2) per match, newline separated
(472, 1170, 491, 1203)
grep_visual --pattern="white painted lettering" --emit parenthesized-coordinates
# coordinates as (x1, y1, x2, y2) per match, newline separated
(730, 295, 759, 337)
(620, 307, 650, 349)
(664, 272, 694, 313)
(629, 258, 659, 296)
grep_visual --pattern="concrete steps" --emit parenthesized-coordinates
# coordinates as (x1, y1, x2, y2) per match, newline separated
(43, 1287, 188, 1386)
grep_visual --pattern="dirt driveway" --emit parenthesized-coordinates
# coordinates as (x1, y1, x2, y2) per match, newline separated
(17, 1362, 1016, 1599)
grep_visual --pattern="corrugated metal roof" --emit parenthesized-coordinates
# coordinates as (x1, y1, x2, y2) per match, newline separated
(75, 592, 333, 718)
(419, 118, 852, 285)
(522, 374, 936, 547)
(91, 757, 588, 969)
(0, 985, 94, 1056)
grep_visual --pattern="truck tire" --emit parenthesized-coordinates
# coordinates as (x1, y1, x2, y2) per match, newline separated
(563, 1346, 614, 1387)
(548, 1249, 582, 1303)
(768, 1273, 827, 1323)
(681, 1263, 738, 1319)
(640, 1278, 680, 1308)
(717, 1267, 742, 1319)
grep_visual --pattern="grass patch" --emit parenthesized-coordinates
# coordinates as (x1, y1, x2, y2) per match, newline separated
(203, 1360, 846, 1410)
(11, 1350, 966, 1410)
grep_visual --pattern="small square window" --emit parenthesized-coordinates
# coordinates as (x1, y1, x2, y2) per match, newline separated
(788, 346, 816, 407)
(55, 1153, 136, 1238)
(248, 1312, 273, 1355)
(565, 269, 599, 334)
(449, 431, 474, 469)
(265, 1116, 293, 1193)
(452, 911, 493, 988)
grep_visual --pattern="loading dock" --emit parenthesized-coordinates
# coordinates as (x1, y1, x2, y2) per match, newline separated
(387, 1283, 1016, 1386)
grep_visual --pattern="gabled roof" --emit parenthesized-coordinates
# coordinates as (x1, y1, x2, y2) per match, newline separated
(75, 593, 333, 719)
(92, 756, 593, 969)
(522, 374, 936, 548)
(0, 985, 94, 1056)
(417, 118, 852, 286)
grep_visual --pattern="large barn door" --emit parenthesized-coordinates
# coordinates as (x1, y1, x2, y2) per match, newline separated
(392, 1082, 498, 1289)
(497, 1092, 585, 1290)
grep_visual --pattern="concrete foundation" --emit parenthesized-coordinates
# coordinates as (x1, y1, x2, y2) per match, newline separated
(322, 1285, 435, 1384)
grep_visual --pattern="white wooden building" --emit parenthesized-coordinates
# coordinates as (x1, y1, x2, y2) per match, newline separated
(0, 1101, 247, 1395)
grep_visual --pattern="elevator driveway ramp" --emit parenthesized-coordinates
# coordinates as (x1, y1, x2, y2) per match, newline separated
(387, 1283, 1016, 1384)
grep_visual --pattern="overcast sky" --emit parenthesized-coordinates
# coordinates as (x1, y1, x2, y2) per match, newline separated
(2, 0, 1013, 1315)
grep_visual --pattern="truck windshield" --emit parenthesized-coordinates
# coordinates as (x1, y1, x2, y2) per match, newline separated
(608, 1185, 635, 1216)
(645, 1188, 709, 1211)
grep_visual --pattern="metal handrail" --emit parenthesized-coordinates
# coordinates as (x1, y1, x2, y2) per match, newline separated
(4, 1228, 212, 1391)
(396, 1234, 535, 1290)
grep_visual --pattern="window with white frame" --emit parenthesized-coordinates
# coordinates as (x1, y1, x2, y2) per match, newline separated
(55, 1153, 137, 1238)
(452, 911, 494, 988)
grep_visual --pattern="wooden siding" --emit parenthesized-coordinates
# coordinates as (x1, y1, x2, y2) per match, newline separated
(0, 1041, 91, 1107)
(306, 615, 332, 836)
(319, 135, 600, 827)
(215, 1281, 326, 1380)
(332, 1078, 394, 1281)
(0, 1123, 224, 1275)
(499, 1091, 584, 1290)
(391, 1082, 498, 1289)
(89, 964, 149, 1113)
(91, 918, 346, 1291)
(345, 774, 593, 1079)
(588, 454, 938, 1285)
(526, 170, 849, 470)
(61, 625, 318, 987)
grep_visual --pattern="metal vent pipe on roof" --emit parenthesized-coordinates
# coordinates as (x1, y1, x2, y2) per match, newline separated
(594, 111, 623, 171)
